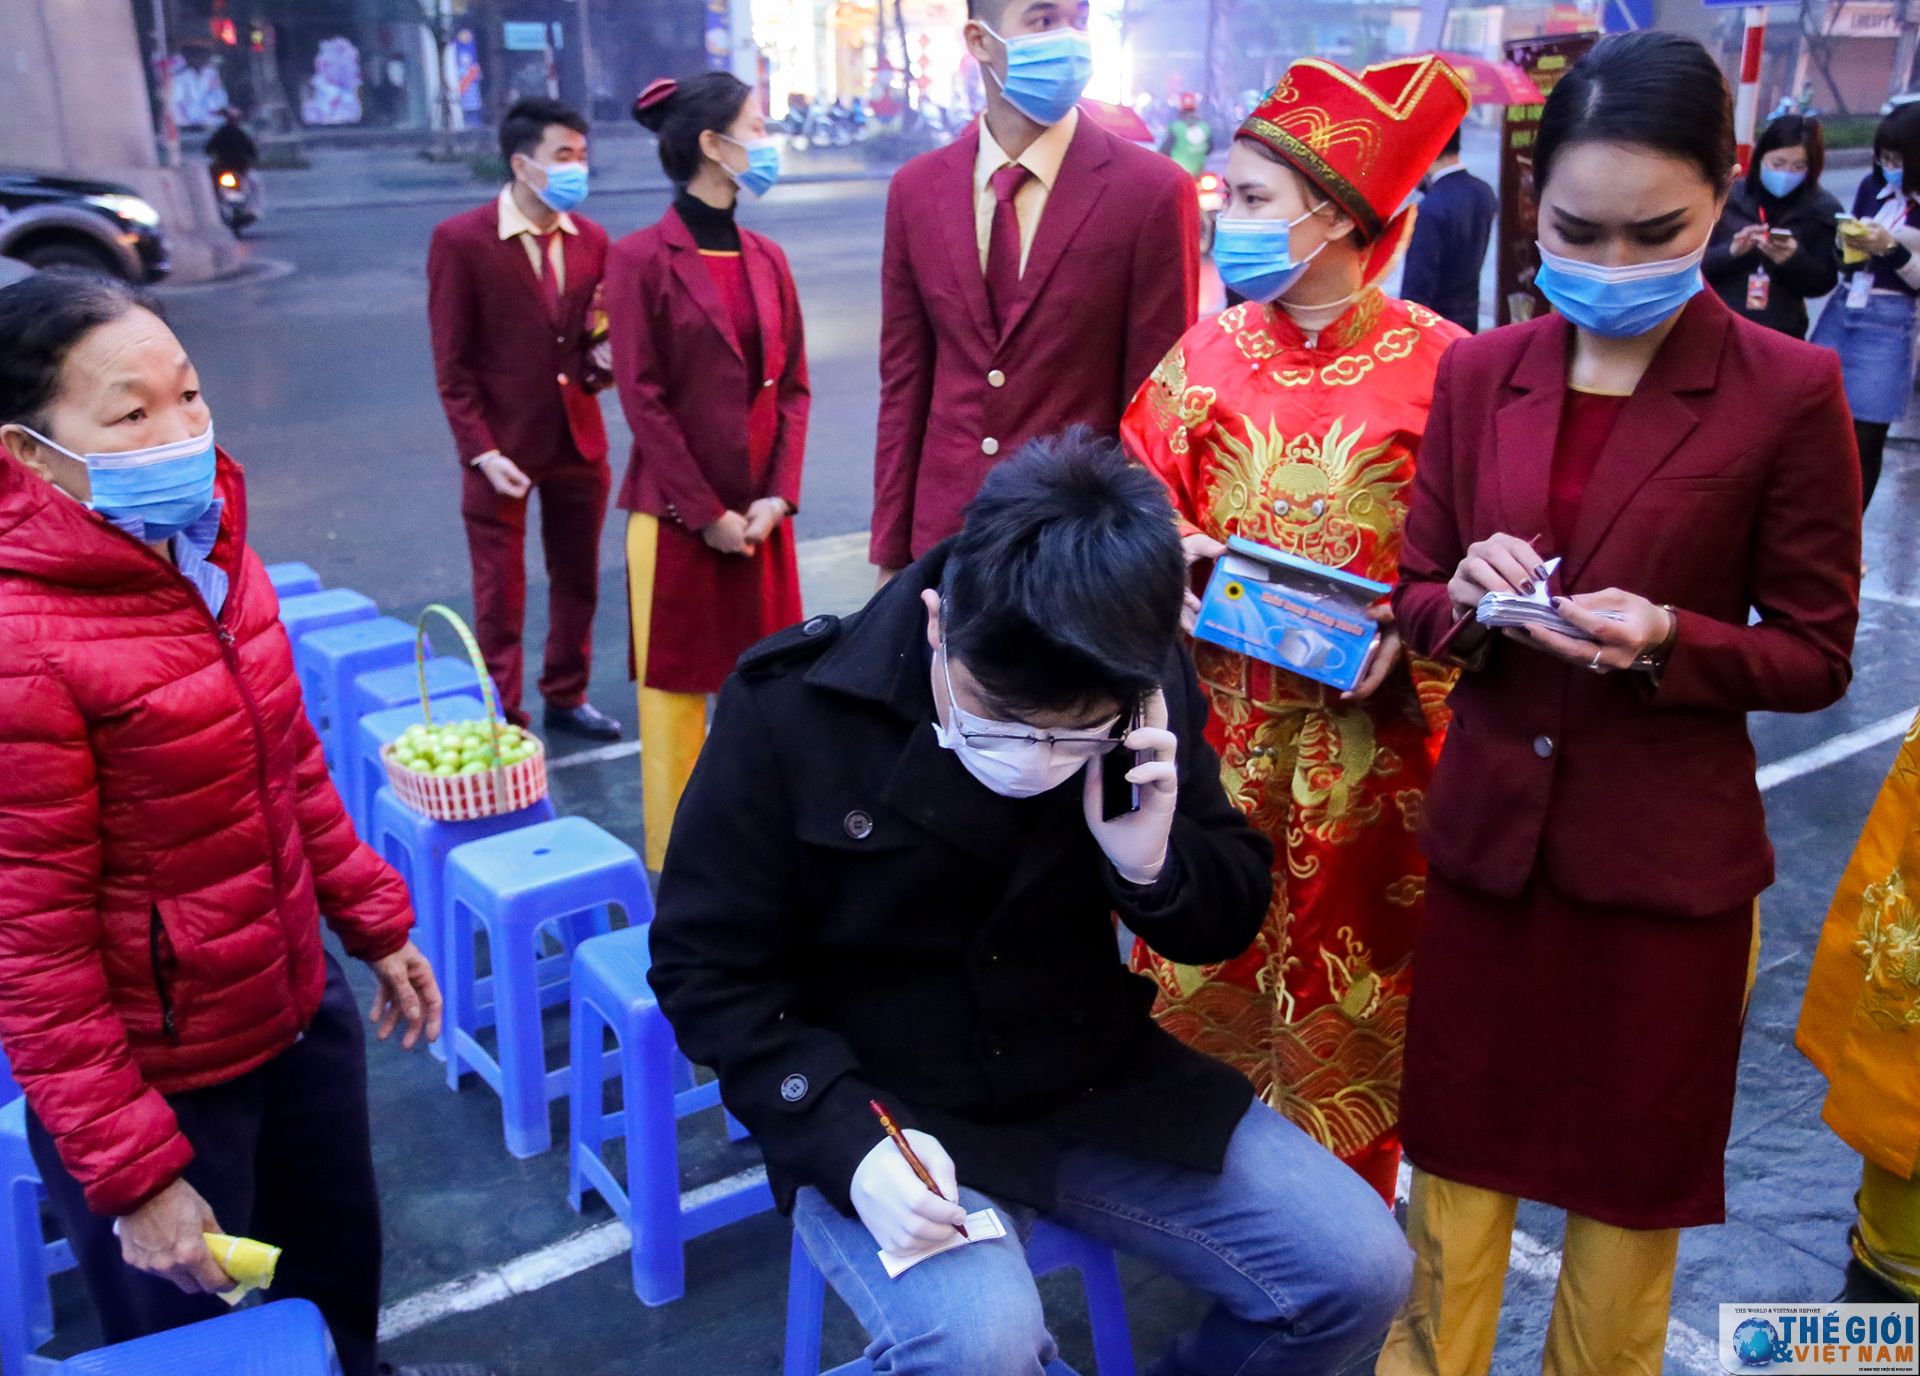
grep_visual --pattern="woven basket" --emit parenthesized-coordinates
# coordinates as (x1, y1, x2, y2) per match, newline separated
(380, 604, 548, 821)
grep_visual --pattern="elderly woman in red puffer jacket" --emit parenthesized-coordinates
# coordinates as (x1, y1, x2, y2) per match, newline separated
(0, 272, 450, 1376)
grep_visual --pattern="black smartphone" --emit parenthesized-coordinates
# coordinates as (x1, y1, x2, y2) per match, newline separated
(1101, 706, 1145, 820)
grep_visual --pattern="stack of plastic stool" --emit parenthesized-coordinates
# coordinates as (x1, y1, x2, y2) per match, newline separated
(784, 1219, 1136, 1376)
(344, 659, 488, 744)
(295, 617, 418, 774)
(348, 696, 489, 835)
(443, 818, 644, 1157)
(264, 562, 322, 598)
(1, 1098, 77, 1376)
(54, 1299, 342, 1375)
(278, 589, 376, 657)
(368, 784, 557, 1046)
(568, 923, 773, 1305)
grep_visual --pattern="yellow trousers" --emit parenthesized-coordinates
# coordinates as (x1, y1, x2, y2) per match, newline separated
(626, 513, 710, 872)
(1375, 1169, 1680, 1376)
(1856, 1157, 1920, 1299)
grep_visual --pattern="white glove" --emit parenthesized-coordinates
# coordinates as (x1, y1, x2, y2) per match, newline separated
(1081, 688, 1177, 885)
(849, 1130, 968, 1254)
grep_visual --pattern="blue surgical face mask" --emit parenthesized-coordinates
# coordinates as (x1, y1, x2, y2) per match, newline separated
(982, 25, 1093, 127)
(722, 135, 782, 198)
(1211, 204, 1328, 304)
(1533, 236, 1709, 339)
(1758, 165, 1805, 199)
(1882, 162, 1904, 192)
(24, 423, 217, 543)
(532, 160, 589, 212)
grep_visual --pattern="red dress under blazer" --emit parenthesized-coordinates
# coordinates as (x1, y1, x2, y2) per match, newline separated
(869, 116, 1200, 568)
(1393, 290, 1861, 916)
(426, 200, 611, 473)
(607, 209, 808, 532)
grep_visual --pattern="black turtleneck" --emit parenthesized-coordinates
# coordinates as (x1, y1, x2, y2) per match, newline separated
(674, 191, 741, 252)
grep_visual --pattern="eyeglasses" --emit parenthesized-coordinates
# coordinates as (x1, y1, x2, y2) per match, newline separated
(940, 646, 1123, 758)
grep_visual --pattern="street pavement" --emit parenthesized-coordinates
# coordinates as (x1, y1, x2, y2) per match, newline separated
(28, 158, 1919, 1373)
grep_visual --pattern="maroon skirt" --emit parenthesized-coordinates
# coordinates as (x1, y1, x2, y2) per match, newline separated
(1398, 872, 1756, 1230)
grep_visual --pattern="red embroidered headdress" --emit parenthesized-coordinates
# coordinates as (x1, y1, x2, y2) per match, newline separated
(1238, 55, 1471, 285)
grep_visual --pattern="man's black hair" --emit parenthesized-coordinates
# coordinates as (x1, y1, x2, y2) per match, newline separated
(941, 428, 1184, 718)
(0, 270, 160, 432)
(1441, 125, 1462, 158)
(499, 97, 588, 165)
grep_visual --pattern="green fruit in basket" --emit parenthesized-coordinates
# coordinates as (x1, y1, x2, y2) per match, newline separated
(459, 761, 487, 775)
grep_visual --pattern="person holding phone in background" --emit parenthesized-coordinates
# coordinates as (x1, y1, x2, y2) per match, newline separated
(1810, 102, 1920, 512)
(1120, 54, 1469, 1206)
(647, 434, 1413, 1376)
(609, 74, 809, 872)
(1379, 34, 1860, 1373)
(1705, 113, 1840, 338)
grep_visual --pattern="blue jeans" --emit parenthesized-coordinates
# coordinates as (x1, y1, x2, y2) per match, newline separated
(792, 1102, 1411, 1376)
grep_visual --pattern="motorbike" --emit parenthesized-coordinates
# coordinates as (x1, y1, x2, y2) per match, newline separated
(211, 164, 258, 235)
(1194, 169, 1225, 255)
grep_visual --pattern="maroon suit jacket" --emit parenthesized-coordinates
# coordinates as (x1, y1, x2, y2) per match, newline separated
(426, 199, 610, 475)
(605, 208, 808, 531)
(1394, 291, 1861, 915)
(870, 116, 1199, 568)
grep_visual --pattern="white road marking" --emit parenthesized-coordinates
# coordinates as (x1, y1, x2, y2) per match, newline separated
(377, 1168, 768, 1341)
(1863, 587, 1920, 610)
(1755, 709, 1915, 792)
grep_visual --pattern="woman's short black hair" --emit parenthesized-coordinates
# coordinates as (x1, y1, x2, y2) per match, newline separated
(1873, 103, 1920, 197)
(1747, 113, 1825, 198)
(498, 97, 588, 165)
(632, 73, 753, 187)
(940, 428, 1184, 718)
(1534, 31, 1735, 194)
(0, 270, 159, 432)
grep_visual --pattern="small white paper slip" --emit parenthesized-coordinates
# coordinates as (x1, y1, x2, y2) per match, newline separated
(878, 1208, 1008, 1279)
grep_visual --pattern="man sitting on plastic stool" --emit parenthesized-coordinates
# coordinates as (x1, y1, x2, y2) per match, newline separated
(647, 432, 1412, 1375)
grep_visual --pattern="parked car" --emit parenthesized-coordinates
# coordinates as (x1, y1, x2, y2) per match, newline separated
(0, 171, 169, 282)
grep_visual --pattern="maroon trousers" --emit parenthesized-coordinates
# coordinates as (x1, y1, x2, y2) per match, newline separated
(461, 456, 610, 722)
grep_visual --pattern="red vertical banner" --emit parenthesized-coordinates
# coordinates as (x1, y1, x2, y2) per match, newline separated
(1496, 31, 1599, 327)
(1735, 6, 1769, 170)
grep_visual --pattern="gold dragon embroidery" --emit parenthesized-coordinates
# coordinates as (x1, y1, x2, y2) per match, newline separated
(1203, 414, 1407, 571)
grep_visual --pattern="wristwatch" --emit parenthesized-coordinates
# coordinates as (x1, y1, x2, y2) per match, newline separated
(1633, 605, 1680, 674)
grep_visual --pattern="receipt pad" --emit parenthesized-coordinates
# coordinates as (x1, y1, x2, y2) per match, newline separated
(879, 1208, 1009, 1279)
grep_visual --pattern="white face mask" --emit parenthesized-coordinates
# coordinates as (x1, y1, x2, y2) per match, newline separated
(931, 645, 1118, 798)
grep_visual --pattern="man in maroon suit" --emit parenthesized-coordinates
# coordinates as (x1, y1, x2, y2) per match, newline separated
(427, 97, 621, 739)
(869, 0, 1201, 579)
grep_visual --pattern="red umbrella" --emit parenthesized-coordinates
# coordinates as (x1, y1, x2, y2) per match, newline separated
(1077, 97, 1154, 143)
(1433, 51, 1544, 106)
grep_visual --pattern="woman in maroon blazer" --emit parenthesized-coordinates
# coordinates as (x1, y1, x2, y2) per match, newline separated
(609, 73, 809, 870)
(1377, 35, 1861, 1376)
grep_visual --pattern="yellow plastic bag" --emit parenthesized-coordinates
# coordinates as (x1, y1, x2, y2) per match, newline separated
(204, 1233, 281, 1306)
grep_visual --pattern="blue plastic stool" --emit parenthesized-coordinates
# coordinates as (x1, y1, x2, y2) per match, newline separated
(2, 1099, 78, 1376)
(264, 562, 322, 598)
(348, 697, 489, 836)
(295, 617, 418, 773)
(567, 924, 773, 1306)
(277, 589, 377, 655)
(369, 786, 558, 1041)
(784, 1220, 1135, 1376)
(54, 1298, 341, 1375)
(444, 818, 647, 1157)
(345, 659, 486, 747)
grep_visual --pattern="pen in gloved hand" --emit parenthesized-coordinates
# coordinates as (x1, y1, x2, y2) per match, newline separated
(869, 1098, 968, 1239)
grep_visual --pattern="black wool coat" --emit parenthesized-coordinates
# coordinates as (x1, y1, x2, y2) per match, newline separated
(647, 544, 1274, 1215)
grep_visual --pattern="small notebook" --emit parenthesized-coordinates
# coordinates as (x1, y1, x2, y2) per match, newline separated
(878, 1208, 1008, 1279)
(1475, 558, 1621, 643)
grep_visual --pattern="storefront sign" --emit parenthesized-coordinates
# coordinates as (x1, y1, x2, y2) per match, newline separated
(502, 21, 560, 51)
(1496, 30, 1598, 326)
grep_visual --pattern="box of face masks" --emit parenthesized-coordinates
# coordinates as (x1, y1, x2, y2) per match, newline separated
(1193, 537, 1390, 692)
